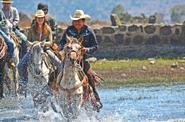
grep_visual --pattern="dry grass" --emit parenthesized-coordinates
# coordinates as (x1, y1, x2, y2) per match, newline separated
(91, 58, 185, 87)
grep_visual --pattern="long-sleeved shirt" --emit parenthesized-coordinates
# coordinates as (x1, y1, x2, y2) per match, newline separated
(60, 25, 98, 55)
(2, 6, 19, 27)
(27, 25, 53, 43)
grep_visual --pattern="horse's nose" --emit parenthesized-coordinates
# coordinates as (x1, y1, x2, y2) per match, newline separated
(35, 69, 41, 75)
(70, 52, 77, 60)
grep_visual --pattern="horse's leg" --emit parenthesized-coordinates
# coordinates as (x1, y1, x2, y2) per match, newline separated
(13, 66, 19, 96)
(4, 65, 12, 93)
(12, 47, 19, 96)
(4, 75, 11, 92)
(0, 60, 6, 99)
(70, 94, 83, 119)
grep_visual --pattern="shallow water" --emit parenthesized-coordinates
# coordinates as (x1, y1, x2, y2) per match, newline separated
(0, 84, 185, 122)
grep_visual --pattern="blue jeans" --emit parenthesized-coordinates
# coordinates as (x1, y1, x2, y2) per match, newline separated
(18, 51, 31, 85)
(18, 49, 61, 85)
(0, 29, 15, 58)
(46, 50, 62, 69)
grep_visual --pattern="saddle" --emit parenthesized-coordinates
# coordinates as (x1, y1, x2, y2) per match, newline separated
(0, 37, 7, 59)
(9, 32, 20, 47)
(50, 42, 65, 61)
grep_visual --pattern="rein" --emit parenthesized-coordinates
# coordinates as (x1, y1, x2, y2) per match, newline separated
(57, 49, 88, 94)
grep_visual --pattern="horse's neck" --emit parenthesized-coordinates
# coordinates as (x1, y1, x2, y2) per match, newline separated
(28, 53, 50, 84)
(61, 61, 80, 86)
(63, 62, 77, 79)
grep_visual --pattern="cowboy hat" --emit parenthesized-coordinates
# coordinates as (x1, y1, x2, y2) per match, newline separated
(34, 10, 45, 18)
(1, 0, 13, 3)
(70, 10, 91, 21)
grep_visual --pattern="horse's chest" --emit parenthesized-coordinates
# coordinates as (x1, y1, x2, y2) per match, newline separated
(27, 72, 49, 92)
(61, 72, 83, 94)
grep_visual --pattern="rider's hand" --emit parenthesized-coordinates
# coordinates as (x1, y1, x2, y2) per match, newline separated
(81, 48, 88, 54)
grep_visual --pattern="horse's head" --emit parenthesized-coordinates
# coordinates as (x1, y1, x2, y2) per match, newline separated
(29, 41, 46, 76)
(63, 35, 83, 63)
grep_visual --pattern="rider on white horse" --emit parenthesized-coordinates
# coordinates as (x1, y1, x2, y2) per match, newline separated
(32, 3, 56, 33)
(18, 10, 61, 94)
(1, 0, 28, 58)
(60, 9, 103, 111)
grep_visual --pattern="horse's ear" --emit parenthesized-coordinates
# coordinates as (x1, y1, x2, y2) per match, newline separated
(26, 41, 33, 48)
(66, 35, 72, 44)
(78, 35, 84, 45)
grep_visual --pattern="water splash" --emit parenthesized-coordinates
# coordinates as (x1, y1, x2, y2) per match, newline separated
(1, 84, 185, 121)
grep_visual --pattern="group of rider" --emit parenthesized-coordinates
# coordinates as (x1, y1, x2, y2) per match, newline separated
(0, 0, 102, 111)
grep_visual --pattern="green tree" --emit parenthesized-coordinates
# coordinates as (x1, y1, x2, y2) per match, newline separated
(171, 5, 185, 23)
(111, 4, 131, 23)
(154, 12, 164, 24)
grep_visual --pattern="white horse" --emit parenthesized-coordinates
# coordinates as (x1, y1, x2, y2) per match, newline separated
(53, 36, 97, 120)
(26, 42, 52, 95)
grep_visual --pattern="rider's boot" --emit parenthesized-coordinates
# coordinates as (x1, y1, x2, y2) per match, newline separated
(87, 73, 103, 112)
(7, 57, 15, 68)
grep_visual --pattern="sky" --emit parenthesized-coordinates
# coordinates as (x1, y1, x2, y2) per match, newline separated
(3, 0, 185, 23)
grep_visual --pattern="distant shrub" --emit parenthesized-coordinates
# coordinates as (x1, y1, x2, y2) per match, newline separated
(111, 4, 131, 23)
(171, 5, 185, 23)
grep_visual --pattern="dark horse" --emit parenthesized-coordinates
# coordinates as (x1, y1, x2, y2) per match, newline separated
(0, 35, 8, 99)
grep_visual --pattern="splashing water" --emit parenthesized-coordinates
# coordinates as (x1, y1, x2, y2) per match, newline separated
(1, 84, 185, 122)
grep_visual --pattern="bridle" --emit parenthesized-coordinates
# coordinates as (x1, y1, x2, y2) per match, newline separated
(57, 42, 88, 94)
(28, 42, 54, 80)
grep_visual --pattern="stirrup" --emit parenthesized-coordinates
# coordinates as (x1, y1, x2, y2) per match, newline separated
(9, 62, 15, 68)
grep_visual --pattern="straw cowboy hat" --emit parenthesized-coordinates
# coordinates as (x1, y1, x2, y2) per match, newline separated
(1, 0, 13, 3)
(34, 10, 45, 18)
(70, 10, 91, 21)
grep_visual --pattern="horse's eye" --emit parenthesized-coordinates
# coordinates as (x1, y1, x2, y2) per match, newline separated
(67, 45, 72, 49)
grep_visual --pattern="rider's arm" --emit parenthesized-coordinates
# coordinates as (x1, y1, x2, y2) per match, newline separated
(60, 30, 67, 50)
(27, 28, 33, 42)
(12, 7, 20, 27)
(45, 26, 53, 46)
(85, 27, 98, 54)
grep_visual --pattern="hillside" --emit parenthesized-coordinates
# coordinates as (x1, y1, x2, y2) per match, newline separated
(9, 0, 185, 23)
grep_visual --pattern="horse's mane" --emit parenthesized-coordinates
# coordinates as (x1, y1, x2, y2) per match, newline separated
(29, 41, 42, 53)
(64, 36, 82, 49)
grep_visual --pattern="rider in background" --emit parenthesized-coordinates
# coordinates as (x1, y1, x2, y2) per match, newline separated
(1, 0, 28, 57)
(60, 9, 102, 111)
(18, 10, 60, 94)
(32, 3, 56, 40)
(0, 9, 14, 65)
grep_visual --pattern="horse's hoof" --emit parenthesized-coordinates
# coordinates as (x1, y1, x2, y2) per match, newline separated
(96, 101, 103, 112)
(0, 95, 5, 100)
